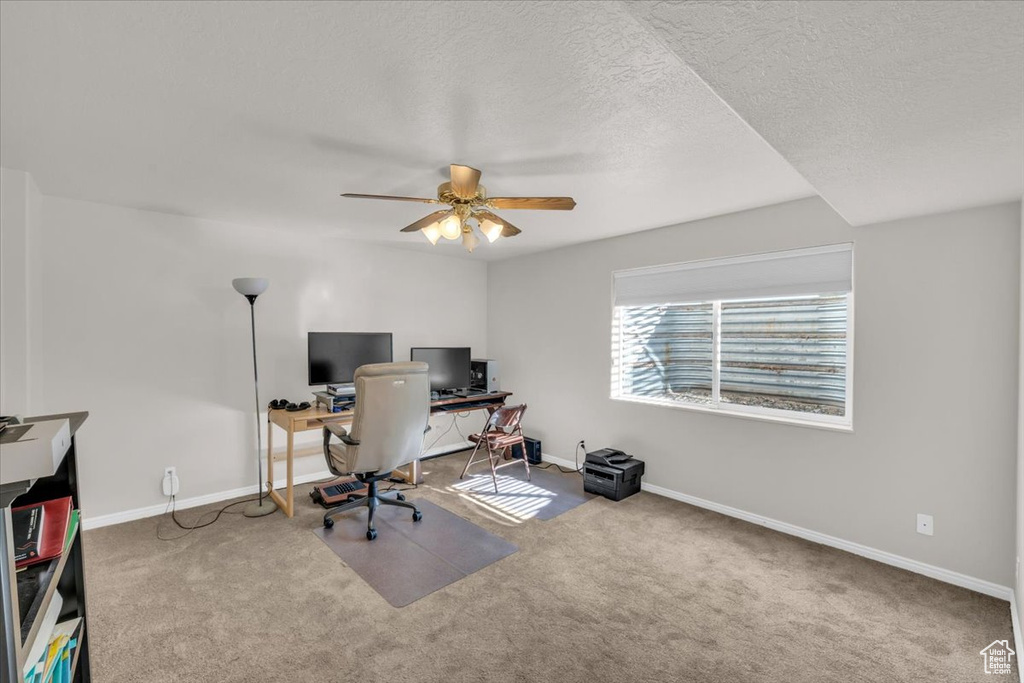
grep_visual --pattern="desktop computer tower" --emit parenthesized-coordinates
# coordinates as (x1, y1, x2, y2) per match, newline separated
(470, 359, 500, 393)
(510, 437, 542, 465)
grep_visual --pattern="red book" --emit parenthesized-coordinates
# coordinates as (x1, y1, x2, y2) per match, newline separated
(13, 496, 73, 569)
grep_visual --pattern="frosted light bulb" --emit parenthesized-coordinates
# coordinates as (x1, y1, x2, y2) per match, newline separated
(440, 214, 462, 240)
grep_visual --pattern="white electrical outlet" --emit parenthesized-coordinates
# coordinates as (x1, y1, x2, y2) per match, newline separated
(162, 466, 180, 497)
(916, 513, 934, 536)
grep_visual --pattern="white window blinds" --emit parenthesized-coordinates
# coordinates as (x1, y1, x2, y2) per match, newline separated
(613, 244, 853, 307)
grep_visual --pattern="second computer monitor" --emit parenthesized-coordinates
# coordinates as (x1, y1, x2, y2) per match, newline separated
(308, 332, 393, 386)
(411, 347, 471, 393)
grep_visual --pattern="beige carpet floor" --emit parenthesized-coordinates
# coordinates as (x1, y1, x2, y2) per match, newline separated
(83, 453, 1016, 682)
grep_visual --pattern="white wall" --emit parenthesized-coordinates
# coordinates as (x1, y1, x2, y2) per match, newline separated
(28, 193, 488, 518)
(0, 168, 40, 416)
(489, 197, 1021, 587)
(1017, 197, 1024, 604)
(10, 176, 1021, 589)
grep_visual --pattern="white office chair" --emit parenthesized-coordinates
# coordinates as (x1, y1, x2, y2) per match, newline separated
(321, 361, 431, 540)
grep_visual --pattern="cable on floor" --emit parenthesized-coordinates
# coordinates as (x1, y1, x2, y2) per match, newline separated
(531, 462, 580, 475)
(381, 480, 419, 494)
(155, 494, 257, 541)
(529, 441, 585, 475)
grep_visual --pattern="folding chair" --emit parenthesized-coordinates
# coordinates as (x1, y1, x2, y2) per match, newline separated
(460, 404, 529, 493)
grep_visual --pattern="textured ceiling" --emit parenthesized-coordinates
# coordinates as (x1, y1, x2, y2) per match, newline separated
(0, 0, 813, 260)
(3, 2, 1020, 256)
(628, 1, 1024, 226)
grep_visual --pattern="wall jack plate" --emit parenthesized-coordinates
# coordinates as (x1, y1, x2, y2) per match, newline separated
(916, 513, 934, 536)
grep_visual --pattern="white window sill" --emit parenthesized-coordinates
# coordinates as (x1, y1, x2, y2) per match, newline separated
(610, 394, 854, 433)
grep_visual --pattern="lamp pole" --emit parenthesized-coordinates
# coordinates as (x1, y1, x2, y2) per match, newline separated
(232, 278, 277, 517)
(246, 295, 264, 507)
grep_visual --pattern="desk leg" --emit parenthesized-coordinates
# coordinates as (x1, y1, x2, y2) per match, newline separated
(285, 429, 295, 517)
(393, 460, 423, 485)
(265, 417, 274, 493)
(266, 419, 294, 518)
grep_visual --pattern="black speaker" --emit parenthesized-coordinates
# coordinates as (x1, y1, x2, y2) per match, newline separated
(510, 437, 542, 465)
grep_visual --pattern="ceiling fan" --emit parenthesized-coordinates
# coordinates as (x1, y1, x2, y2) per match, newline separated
(342, 164, 576, 253)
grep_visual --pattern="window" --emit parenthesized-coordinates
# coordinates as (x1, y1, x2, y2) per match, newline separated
(612, 245, 853, 428)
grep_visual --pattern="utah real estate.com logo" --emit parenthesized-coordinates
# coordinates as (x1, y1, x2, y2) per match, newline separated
(980, 640, 1015, 675)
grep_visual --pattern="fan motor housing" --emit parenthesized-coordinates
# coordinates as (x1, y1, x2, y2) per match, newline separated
(438, 181, 487, 205)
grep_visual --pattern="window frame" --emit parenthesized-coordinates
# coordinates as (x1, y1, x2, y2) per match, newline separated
(610, 271, 854, 433)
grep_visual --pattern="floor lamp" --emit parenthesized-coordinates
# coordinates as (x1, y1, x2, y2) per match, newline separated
(232, 277, 277, 517)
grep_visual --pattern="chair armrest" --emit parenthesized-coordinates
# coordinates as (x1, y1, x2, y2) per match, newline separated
(323, 423, 360, 454)
(324, 423, 349, 438)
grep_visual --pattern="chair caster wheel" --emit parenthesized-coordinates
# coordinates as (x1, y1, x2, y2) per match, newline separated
(412, 510, 423, 522)
(396, 492, 406, 501)
(323, 518, 334, 529)
(366, 529, 377, 541)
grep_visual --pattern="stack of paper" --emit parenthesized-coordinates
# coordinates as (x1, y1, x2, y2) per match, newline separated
(22, 613, 81, 683)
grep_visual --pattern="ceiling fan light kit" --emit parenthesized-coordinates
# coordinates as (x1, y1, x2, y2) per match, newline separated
(342, 164, 576, 253)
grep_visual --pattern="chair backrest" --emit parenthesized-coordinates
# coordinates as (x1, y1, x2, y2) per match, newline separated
(347, 362, 430, 474)
(483, 404, 527, 434)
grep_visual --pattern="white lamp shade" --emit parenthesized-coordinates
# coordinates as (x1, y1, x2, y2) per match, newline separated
(232, 277, 270, 297)
(480, 218, 503, 243)
(421, 223, 442, 245)
(462, 230, 480, 253)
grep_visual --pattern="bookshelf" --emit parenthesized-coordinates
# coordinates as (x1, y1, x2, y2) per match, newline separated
(1, 412, 90, 683)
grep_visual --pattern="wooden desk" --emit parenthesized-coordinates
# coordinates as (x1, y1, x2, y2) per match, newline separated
(266, 392, 512, 517)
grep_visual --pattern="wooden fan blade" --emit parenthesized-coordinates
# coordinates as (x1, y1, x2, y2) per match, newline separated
(342, 193, 439, 204)
(400, 210, 451, 233)
(475, 210, 521, 237)
(449, 164, 482, 199)
(487, 196, 576, 210)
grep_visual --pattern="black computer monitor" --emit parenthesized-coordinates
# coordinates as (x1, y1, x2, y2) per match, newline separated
(410, 347, 471, 393)
(308, 332, 393, 386)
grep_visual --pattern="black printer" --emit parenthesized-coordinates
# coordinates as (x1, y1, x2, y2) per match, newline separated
(583, 449, 645, 501)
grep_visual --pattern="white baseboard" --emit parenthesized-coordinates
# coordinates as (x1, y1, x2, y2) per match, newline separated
(543, 452, 1012, 601)
(541, 453, 580, 470)
(1012, 590, 1023, 679)
(87, 450, 1015, 602)
(643, 482, 1011, 600)
(82, 470, 334, 530)
(83, 441, 476, 531)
